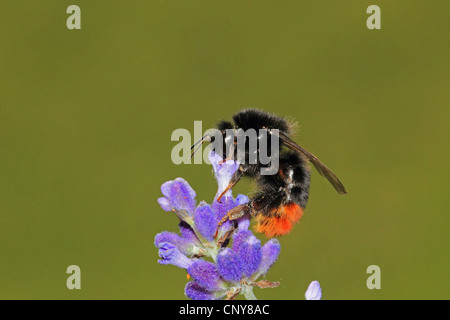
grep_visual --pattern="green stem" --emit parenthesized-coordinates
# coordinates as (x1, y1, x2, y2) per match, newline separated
(241, 284, 258, 300)
(184, 216, 219, 262)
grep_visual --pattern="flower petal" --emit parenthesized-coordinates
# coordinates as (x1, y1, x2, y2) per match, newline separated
(178, 221, 201, 246)
(194, 202, 217, 241)
(235, 194, 249, 206)
(161, 178, 196, 214)
(212, 193, 237, 220)
(236, 215, 251, 231)
(232, 229, 253, 254)
(212, 195, 240, 239)
(156, 242, 193, 269)
(257, 239, 281, 276)
(209, 151, 240, 199)
(154, 231, 192, 255)
(217, 248, 243, 282)
(157, 197, 172, 212)
(185, 282, 222, 300)
(187, 260, 223, 292)
(305, 280, 322, 300)
(238, 235, 262, 277)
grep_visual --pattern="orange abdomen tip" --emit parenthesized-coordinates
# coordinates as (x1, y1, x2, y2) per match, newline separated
(255, 203, 304, 238)
(285, 202, 304, 224)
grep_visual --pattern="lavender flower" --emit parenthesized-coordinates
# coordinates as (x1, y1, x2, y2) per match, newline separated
(157, 242, 193, 269)
(154, 151, 281, 300)
(305, 280, 322, 300)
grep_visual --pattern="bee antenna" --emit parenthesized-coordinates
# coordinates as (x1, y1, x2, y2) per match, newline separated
(190, 134, 211, 159)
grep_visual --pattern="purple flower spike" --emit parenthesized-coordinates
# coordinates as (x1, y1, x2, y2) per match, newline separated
(185, 281, 221, 300)
(187, 260, 223, 292)
(155, 151, 283, 300)
(157, 242, 193, 269)
(258, 239, 281, 276)
(217, 248, 243, 282)
(160, 178, 197, 214)
(305, 281, 322, 300)
(194, 202, 217, 241)
(239, 235, 262, 278)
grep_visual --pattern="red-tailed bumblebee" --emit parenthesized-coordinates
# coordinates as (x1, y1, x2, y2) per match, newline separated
(192, 109, 347, 238)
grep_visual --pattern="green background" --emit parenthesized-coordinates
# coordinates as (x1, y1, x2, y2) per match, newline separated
(0, 1, 448, 299)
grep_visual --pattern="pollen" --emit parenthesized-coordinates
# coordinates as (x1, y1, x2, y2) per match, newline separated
(186, 273, 191, 280)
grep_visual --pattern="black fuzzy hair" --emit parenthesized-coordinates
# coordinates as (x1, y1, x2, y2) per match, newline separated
(231, 109, 292, 134)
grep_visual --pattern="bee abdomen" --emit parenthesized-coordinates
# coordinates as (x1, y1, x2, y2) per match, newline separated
(255, 202, 304, 237)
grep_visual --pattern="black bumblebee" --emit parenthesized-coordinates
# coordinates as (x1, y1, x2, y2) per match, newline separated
(192, 109, 346, 238)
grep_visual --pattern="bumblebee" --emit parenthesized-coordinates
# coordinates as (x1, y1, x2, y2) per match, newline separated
(192, 109, 346, 238)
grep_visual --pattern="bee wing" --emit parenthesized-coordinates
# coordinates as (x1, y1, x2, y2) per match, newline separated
(277, 131, 347, 194)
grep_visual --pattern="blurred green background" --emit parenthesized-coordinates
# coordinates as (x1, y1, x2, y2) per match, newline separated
(0, 1, 448, 299)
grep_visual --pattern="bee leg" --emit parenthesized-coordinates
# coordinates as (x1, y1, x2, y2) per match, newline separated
(218, 153, 234, 164)
(216, 167, 245, 203)
(214, 203, 253, 239)
(216, 223, 236, 248)
(219, 140, 236, 164)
